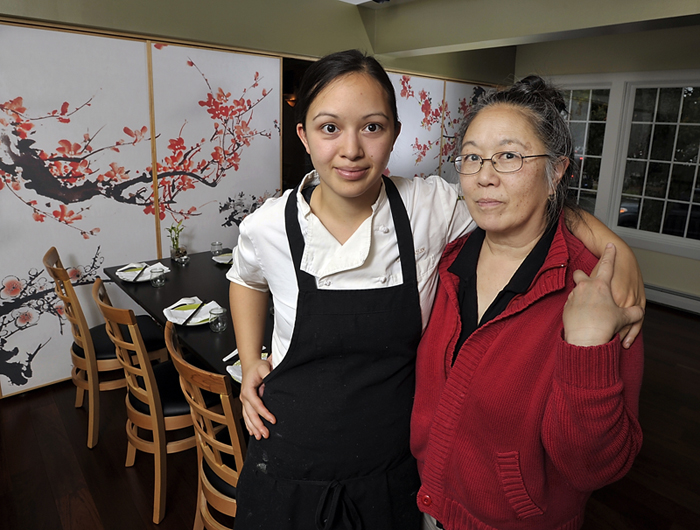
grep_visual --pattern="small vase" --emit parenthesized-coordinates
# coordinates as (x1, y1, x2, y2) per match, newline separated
(170, 245, 189, 264)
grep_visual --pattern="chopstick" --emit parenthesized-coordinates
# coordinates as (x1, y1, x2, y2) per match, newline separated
(181, 300, 207, 326)
(132, 265, 147, 282)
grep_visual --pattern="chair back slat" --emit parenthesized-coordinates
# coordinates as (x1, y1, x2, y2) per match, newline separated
(42, 246, 95, 355)
(92, 278, 162, 420)
(165, 322, 247, 487)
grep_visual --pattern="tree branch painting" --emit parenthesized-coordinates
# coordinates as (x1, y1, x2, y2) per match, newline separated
(0, 248, 102, 387)
(395, 75, 487, 180)
(0, 56, 276, 237)
(0, 25, 281, 396)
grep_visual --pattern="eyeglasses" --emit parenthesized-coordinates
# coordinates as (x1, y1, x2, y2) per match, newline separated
(454, 151, 549, 175)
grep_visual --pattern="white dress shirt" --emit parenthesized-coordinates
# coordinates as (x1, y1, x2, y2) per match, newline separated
(227, 171, 475, 367)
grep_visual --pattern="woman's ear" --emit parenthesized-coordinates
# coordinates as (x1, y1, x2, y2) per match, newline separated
(391, 122, 402, 152)
(296, 123, 311, 155)
(553, 156, 569, 187)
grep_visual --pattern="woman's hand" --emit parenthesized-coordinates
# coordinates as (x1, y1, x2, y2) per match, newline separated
(564, 244, 645, 347)
(240, 356, 276, 440)
(569, 209, 646, 348)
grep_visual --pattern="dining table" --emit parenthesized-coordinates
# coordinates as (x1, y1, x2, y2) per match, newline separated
(103, 250, 273, 377)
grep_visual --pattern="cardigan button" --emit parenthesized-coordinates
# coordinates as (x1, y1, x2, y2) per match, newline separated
(421, 495, 432, 507)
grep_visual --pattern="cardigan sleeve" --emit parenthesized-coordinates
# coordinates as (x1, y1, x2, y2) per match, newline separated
(541, 333, 644, 491)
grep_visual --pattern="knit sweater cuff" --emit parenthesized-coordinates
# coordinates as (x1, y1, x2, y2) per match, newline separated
(556, 337, 620, 389)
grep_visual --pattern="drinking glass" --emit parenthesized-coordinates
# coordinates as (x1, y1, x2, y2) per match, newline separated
(210, 241, 223, 256)
(209, 307, 228, 332)
(150, 269, 165, 287)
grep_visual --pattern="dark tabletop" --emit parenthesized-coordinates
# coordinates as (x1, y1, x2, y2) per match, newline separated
(103, 251, 272, 376)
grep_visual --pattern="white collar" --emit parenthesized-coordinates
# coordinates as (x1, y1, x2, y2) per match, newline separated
(296, 171, 388, 278)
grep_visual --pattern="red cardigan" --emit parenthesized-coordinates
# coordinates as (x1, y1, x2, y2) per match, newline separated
(411, 218, 644, 530)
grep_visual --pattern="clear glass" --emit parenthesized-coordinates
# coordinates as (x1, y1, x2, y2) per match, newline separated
(650, 124, 676, 161)
(209, 307, 228, 332)
(663, 202, 689, 237)
(621, 161, 646, 195)
(618, 196, 640, 228)
(632, 88, 657, 122)
(586, 123, 606, 156)
(171, 245, 189, 264)
(590, 90, 609, 121)
(639, 198, 663, 233)
(210, 241, 223, 256)
(570, 90, 590, 120)
(627, 123, 652, 159)
(668, 164, 695, 201)
(657, 87, 682, 122)
(675, 125, 700, 163)
(681, 87, 700, 123)
(150, 270, 165, 287)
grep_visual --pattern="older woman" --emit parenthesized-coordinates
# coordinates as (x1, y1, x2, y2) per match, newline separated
(411, 76, 645, 530)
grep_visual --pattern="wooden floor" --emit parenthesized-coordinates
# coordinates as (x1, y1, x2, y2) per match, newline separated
(1, 302, 699, 530)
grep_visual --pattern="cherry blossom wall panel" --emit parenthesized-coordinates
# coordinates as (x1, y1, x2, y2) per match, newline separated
(0, 25, 155, 396)
(441, 81, 488, 184)
(0, 26, 282, 397)
(387, 73, 445, 179)
(150, 44, 280, 255)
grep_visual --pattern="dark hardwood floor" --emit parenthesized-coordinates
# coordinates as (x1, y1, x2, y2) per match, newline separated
(1, 302, 699, 530)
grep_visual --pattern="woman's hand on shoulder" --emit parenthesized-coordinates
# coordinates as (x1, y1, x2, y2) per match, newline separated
(564, 243, 645, 347)
(240, 356, 276, 440)
(570, 209, 646, 348)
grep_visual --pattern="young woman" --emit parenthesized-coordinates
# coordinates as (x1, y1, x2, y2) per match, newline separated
(227, 51, 643, 530)
(411, 76, 645, 530)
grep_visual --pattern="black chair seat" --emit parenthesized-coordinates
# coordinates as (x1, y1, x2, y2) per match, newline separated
(129, 354, 219, 417)
(73, 315, 165, 360)
(201, 428, 238, 499)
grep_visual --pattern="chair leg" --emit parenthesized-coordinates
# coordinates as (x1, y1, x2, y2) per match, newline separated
(153, 438, 167, 524)
(194, 463, 205, 530)
(193, 502, 204, 530)
(86, 385, 99, 449)
(75, 386, 85, 408)
(125, 439, 137, 467)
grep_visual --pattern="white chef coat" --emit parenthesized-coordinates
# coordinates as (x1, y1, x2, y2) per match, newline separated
(227, 171, 475, 367)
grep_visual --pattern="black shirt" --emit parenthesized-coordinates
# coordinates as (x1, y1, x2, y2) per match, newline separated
(448, 223, 558, 365)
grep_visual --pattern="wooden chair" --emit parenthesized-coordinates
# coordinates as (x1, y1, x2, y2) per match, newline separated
(42, 246, 167, 449)
(92, 277, 196, 524)
(165, 321, 247, 530)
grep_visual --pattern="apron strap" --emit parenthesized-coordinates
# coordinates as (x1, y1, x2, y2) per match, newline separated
(285, 182, 317, 292)
(382, 176, 417, 286)
(284, 176, 418, 291)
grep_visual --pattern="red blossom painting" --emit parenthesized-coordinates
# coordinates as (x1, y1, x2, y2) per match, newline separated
(0, 25, 280, 396)
(387, 73, 486, 182)
(0, 58, 275, 238)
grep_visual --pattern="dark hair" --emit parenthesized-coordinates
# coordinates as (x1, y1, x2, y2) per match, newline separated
(295, 49, 399, 130)
(458, 75, 578, 228)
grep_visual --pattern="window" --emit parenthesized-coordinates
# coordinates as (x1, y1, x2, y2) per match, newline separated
(563, 88, 611, 215)
(618, 86, 700, 240)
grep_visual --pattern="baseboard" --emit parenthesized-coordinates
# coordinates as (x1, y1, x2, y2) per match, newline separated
(645, 284, 700, 315)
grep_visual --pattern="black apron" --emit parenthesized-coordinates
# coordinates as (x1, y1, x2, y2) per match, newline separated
(235, 177, 423, 530)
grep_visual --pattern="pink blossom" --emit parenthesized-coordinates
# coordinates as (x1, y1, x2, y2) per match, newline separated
(14, 307, 38, 327)
(1, 276, 23, 299)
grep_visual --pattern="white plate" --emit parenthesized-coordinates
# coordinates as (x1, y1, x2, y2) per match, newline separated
(163, 297, 221, 326)
(212, 252, 233, 264)
(116, 263, 169, 282)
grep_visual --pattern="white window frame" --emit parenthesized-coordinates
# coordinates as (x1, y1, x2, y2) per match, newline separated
(552, 70, 700, 261)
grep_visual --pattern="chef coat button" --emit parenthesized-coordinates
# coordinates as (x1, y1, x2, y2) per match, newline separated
(380, 225, 390, 234)
(323, 279, 331, 287)
(421, 495, 432, 506)
(378, 276, 387, 284)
